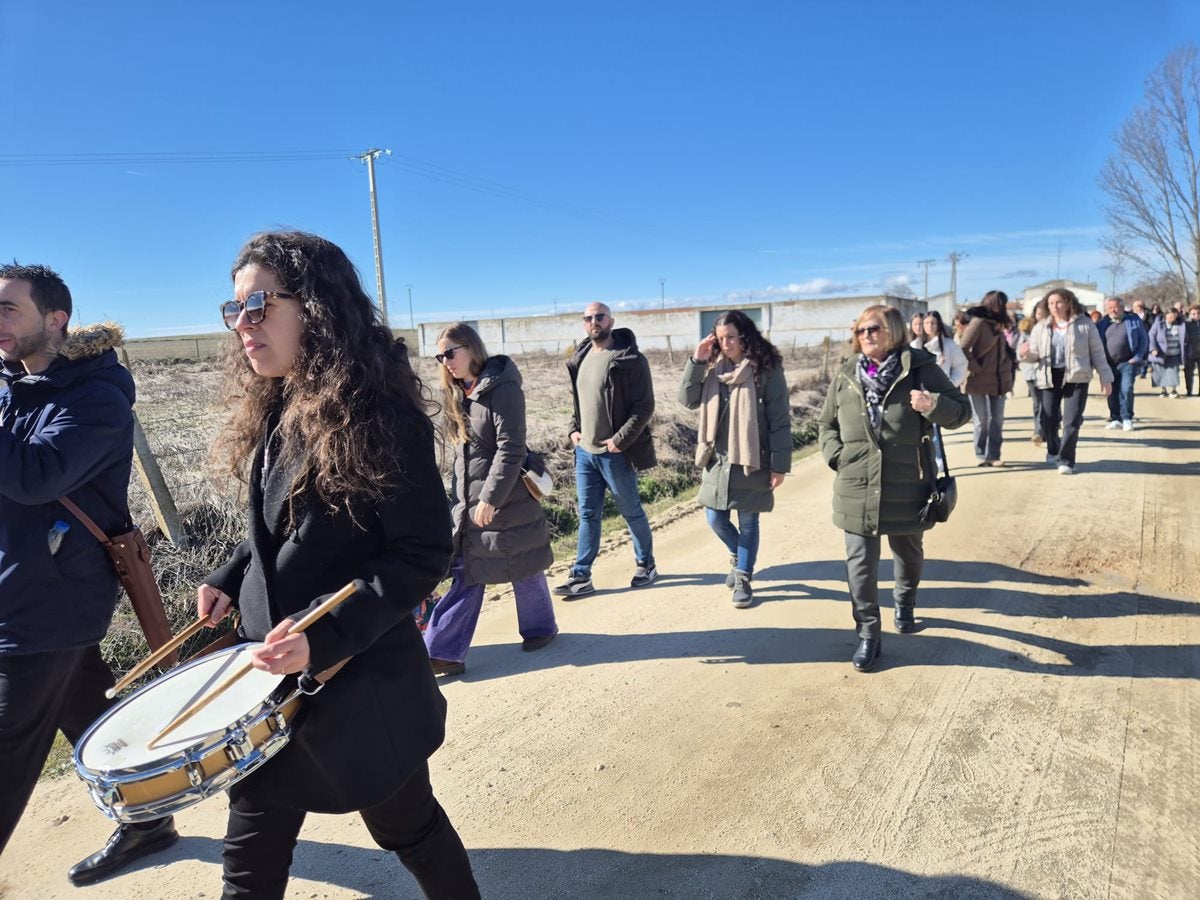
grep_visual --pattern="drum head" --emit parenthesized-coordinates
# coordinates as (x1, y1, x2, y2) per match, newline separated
(77, 645, 285, 772)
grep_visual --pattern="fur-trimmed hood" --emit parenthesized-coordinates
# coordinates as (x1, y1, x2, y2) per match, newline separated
(59, 321, 125, 361)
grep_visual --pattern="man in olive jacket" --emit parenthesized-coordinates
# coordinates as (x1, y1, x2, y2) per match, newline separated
(555, 302, 657, 597)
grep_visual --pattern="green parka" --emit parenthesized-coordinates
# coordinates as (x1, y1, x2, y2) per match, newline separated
(818, 347, 971, 536)
(679, 358, 792, 513)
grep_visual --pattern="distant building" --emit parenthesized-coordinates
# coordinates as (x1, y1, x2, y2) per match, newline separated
(1021, 279, 1104, 315)
(418, 295, 926, 358)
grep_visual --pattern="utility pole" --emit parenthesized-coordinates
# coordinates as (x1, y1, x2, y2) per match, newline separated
(404, 283, 414, 329)
(356, 148, 391, 326)
(659, 278, 666, 310)
(946, 251, 968, 306)
(916, 259, 936, 299)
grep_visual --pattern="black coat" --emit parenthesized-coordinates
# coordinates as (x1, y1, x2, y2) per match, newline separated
(566, 328, 657, 470)
(205, 408, 453, 814)
(452, 355, 553, 585)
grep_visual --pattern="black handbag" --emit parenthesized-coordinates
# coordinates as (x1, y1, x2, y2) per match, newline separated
(913, 370, 957, 525)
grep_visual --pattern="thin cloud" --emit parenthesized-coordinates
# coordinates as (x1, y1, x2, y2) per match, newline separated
(1000, 269, 1039, 279)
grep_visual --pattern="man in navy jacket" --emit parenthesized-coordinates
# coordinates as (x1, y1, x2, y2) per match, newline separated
(0, 264, 177, 881)
(1096, 296, 1150, 431)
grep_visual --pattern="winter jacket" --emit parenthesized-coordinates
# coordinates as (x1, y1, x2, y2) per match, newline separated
(1096, 314, 1149, 367)
(818, 348, 971, 536)
(1148, 318, 1191, 365)
(204, 405, 453, 814)
(0, 324, 135, 656)
(678, 358, 792, 513)
(567, 327, 656, 470)
(959, 311, 1015, 396)
(451, 355, 553, 585)
(1020, 315, 1113, 390)
(911, 335, 969, 387)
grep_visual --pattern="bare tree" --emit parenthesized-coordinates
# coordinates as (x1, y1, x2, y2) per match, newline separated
(1099, 44, 1200, 302)
(1099, 232, 1130, 296)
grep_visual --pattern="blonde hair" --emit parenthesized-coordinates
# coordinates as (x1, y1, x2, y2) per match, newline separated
(850, 305, 906, 355)
(437, 322, 488, 445)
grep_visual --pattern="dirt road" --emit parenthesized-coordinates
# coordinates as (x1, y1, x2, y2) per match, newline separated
(3, 390, 1197, 899)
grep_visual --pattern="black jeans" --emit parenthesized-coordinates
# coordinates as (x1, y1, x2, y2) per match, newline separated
(0, 645, 115, 854)
(222, 762, 480, 899)
(1026, 380, 1043, 439)
(1039, 368, 1090, 466)
(843, 531, 924, 640)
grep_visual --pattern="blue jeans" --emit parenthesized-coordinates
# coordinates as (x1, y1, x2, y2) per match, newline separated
(1107, 361, 1138, 422)
(968, 394, 1006, 462)
(572, 446, 654, 578)
(705, 508, 760, 575)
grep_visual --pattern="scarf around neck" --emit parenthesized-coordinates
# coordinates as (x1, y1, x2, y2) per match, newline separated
(699, 357, 761, 474)
(857, 350, 902, 438)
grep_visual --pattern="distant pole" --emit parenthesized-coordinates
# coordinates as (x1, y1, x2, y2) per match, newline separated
(917, 259, 936, 299)
(356, 148, 391, 326)
(659, 278, 666, 310)
(553, 298, 558, 315)
(946, 251, 968, 306)
(404, 283, 414, 329)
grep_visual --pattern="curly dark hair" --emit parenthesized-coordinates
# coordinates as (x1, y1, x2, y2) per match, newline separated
(211, 231, 434, 514)
(711, 310, 782, 373)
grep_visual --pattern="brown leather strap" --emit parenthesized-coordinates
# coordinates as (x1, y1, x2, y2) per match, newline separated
(58, 496, 111, 545)
(314, 658, 350, 684)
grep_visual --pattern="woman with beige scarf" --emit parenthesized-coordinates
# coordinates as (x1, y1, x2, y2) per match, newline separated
(679, 311, 791, 608)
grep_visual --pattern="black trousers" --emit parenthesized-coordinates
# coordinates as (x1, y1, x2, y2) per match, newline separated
(1184, 357, 1200, 395)
(222, 762, 480, 899)
(843, 531, 924, 640)
(1026, 379, 1043, 439)
(1039, 368, 1089, 466)
(0, 644, 115, 855)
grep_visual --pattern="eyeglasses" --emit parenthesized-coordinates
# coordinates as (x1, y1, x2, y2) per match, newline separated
(435, 345, 466, 364)
(582, 313, 608, 323)
(854, 324, 883, 337)
(220, 291, 295, 330)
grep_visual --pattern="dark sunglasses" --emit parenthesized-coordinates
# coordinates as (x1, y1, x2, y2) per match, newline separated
(854, 324, 883, 337)
(220, 291, 295, 330)
(435, 345, 466, 364)
(582, 313, 608, 323)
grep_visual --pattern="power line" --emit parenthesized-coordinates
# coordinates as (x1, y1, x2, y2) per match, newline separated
(0, 150, 357, 166)
(916, 259, 936, 299)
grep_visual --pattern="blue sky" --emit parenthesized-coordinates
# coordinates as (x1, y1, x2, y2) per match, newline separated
(2, 1, 1197, 337)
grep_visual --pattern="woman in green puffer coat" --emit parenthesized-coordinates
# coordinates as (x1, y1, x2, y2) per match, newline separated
(818, 305, 971, 672)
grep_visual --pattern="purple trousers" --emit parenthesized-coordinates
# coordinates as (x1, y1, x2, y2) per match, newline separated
(423, 556, 557, 664)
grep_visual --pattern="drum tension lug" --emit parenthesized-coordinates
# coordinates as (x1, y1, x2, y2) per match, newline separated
(185, 762, 205, 788)
(270, 711, 287, 732)
(225, 730, 255, 763)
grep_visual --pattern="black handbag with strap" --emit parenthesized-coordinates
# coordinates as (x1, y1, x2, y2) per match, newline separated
(913, 370, 958, 525)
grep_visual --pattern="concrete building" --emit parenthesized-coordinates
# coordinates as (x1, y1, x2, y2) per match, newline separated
(418, 295, 926, 358)
(1021, 279, 1104, 315)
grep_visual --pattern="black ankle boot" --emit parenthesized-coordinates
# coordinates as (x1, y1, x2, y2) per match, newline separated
(894, 605, 916, 633)
(852, 638, 881, 672)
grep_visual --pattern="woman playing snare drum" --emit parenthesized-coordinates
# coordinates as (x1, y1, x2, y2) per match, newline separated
(199, 232, 479, 899)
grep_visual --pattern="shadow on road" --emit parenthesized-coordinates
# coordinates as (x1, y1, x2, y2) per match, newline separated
(280, 845, 1038, 899)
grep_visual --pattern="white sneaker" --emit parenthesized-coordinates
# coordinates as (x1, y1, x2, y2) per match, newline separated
(1122, 420, 1134, 431)
(1057, 464, 1074, 475)
(1104, 420, 1121, 430)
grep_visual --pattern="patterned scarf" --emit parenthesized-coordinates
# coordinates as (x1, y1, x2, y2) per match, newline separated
(857, 350, 902, 439)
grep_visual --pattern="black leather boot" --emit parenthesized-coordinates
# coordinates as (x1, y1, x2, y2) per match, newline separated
(894, 605, 916, 633)
(852, 638, 881, 672)
(67, 816, 178, 886)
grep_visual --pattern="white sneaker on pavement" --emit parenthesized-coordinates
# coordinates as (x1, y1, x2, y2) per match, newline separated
(1122, 420, 1134, 431)
(1105, 420, 1121, 430)
(1057, 464, 1074, 475)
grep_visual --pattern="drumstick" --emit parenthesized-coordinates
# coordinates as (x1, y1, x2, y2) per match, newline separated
(146, 582, 358, 749)
(106, 614, 211, 699)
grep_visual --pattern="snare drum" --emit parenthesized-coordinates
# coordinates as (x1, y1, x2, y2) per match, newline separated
(74, 644, 301, 823)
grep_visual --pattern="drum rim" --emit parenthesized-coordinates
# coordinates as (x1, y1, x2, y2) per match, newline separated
(73, 643, 283, 777)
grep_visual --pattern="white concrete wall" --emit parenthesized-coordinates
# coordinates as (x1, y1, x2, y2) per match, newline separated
(1022, 281, 1105, 315)
(418, 295, 927, 357)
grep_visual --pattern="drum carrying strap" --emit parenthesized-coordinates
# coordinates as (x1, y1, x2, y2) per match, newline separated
(297, 658, 351, 695)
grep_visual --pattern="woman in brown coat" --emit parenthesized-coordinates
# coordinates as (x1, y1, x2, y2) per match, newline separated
(959, 290, 1015, 465)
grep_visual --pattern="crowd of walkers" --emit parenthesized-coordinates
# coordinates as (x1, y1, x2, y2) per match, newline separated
(3, 241, 1195, 895)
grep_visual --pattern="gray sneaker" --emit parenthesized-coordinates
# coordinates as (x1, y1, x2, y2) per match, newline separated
(630, 562, 658, 588)
(553, 574, 595, 598)
(731, 571, 753, 608)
